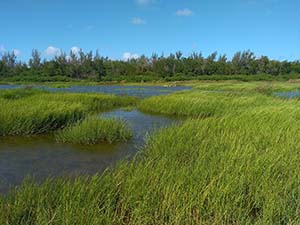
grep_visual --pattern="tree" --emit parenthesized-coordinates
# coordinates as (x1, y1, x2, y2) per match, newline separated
(29, 49, 41, 69)
(94, 51, 106, 80)
(204, 52, 218, 75)
(0, 48, 299, 81)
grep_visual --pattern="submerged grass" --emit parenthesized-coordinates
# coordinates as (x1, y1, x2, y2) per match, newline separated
(55, 117, 132, 145)
(3, 82, 300, 224)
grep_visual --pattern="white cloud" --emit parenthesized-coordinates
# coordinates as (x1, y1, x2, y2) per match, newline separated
(0, 45, 6, 56)
(176, 8, 193, 16)
(45, 46, 61, 56)
(0, 45, 6, 53)
(135, 0, 154, 6)
(131, 17, 146, 25)
(0, 46, 20, 56)
(12, 49, 21, 56)
(123, 52, 139, 61)
(131, 53, 139, 59)
(71, 46, 81, 54)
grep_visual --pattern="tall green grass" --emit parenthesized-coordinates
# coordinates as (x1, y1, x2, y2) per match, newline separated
(192, 81, 300, 93)
(138, 90, 279, 118)
(0, 89, 137, 136)
(2, 106, 300, 224)
(40, 92, 137, 112)
(0, 88, 47, 100)
(0, 98, 84, 136)
(55, 117, 132, 144)
(3, 84, 300, 224)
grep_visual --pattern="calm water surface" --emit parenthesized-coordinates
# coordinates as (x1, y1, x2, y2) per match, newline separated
(0, 109, 180, 193)
(0, 84, 191, 98)
(0, 84, 189, 193)
(275, 91, 300, 99)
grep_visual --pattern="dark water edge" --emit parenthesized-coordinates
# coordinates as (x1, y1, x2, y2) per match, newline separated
(0, 109, 180, 194)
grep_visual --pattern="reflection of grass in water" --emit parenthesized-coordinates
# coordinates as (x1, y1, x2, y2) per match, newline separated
(5, 82, 300, 223)
(55, 117, 132, 145)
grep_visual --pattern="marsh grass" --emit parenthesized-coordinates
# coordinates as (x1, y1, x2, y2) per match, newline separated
(0, 99, 84, 136)
(3, 107, 300, 224)
(55, 117, 132, 144)
(3, 83, 300, 224)
(138, 90, 279, 118)
(0, 89, 137, 136)
(39, 92, 137, 112)
(0, 88, 46, 100)
(193, 81, 300, 93)
(45, 83, 72, 88)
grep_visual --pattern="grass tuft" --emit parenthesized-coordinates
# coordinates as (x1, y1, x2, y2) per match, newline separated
(0, 89, 137, 136)
(55, 117, 132, 145)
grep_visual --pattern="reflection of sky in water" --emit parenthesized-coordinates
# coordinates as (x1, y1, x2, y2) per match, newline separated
(0, 84, 191, 98)
(275, 91, 300, 99)
(0, 84, 20, 90)
(100, 109, 179, 145)
(0, 110, 179, 194)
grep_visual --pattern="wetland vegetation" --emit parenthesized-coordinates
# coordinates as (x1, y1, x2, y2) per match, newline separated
(1, 81, 300, 224)
(0, 89, 136, 136)
(55, 117, 132, 145)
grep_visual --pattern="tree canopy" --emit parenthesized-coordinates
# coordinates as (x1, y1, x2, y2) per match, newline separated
(1, 49, 300, 82)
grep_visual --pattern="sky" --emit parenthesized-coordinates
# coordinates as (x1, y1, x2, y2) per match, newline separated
(0, 0, 299, 62)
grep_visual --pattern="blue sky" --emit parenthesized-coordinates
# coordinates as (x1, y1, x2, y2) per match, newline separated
(0, 0, 299, 61)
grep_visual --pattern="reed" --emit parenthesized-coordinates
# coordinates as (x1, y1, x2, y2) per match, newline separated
(55, 117, 132, 144)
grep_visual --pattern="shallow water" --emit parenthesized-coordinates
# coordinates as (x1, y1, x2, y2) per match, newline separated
(0, 84, 20, 90)
(0, 110, 179, 193)
(275, 91, 300, 99)
(0, 84, 191, 98)
(43, 85, 191, 98)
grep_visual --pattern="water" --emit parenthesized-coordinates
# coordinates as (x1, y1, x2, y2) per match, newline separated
(0, 84, 191, 98)
(276, 91, 300, 99)
(0, 84, 188, 193)
(0, 110, 179, 193)
(0, 84, 20, 90)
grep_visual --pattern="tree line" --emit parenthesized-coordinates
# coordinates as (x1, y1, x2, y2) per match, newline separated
(1, 49, 300, 82)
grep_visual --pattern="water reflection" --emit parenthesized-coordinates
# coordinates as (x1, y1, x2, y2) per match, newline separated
(0, 84, 191, 98)
(275, 91, 300, 99)
(0, 110, 179, 193)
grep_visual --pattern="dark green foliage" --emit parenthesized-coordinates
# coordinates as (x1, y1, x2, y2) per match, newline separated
(1, 49, 300, 82)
